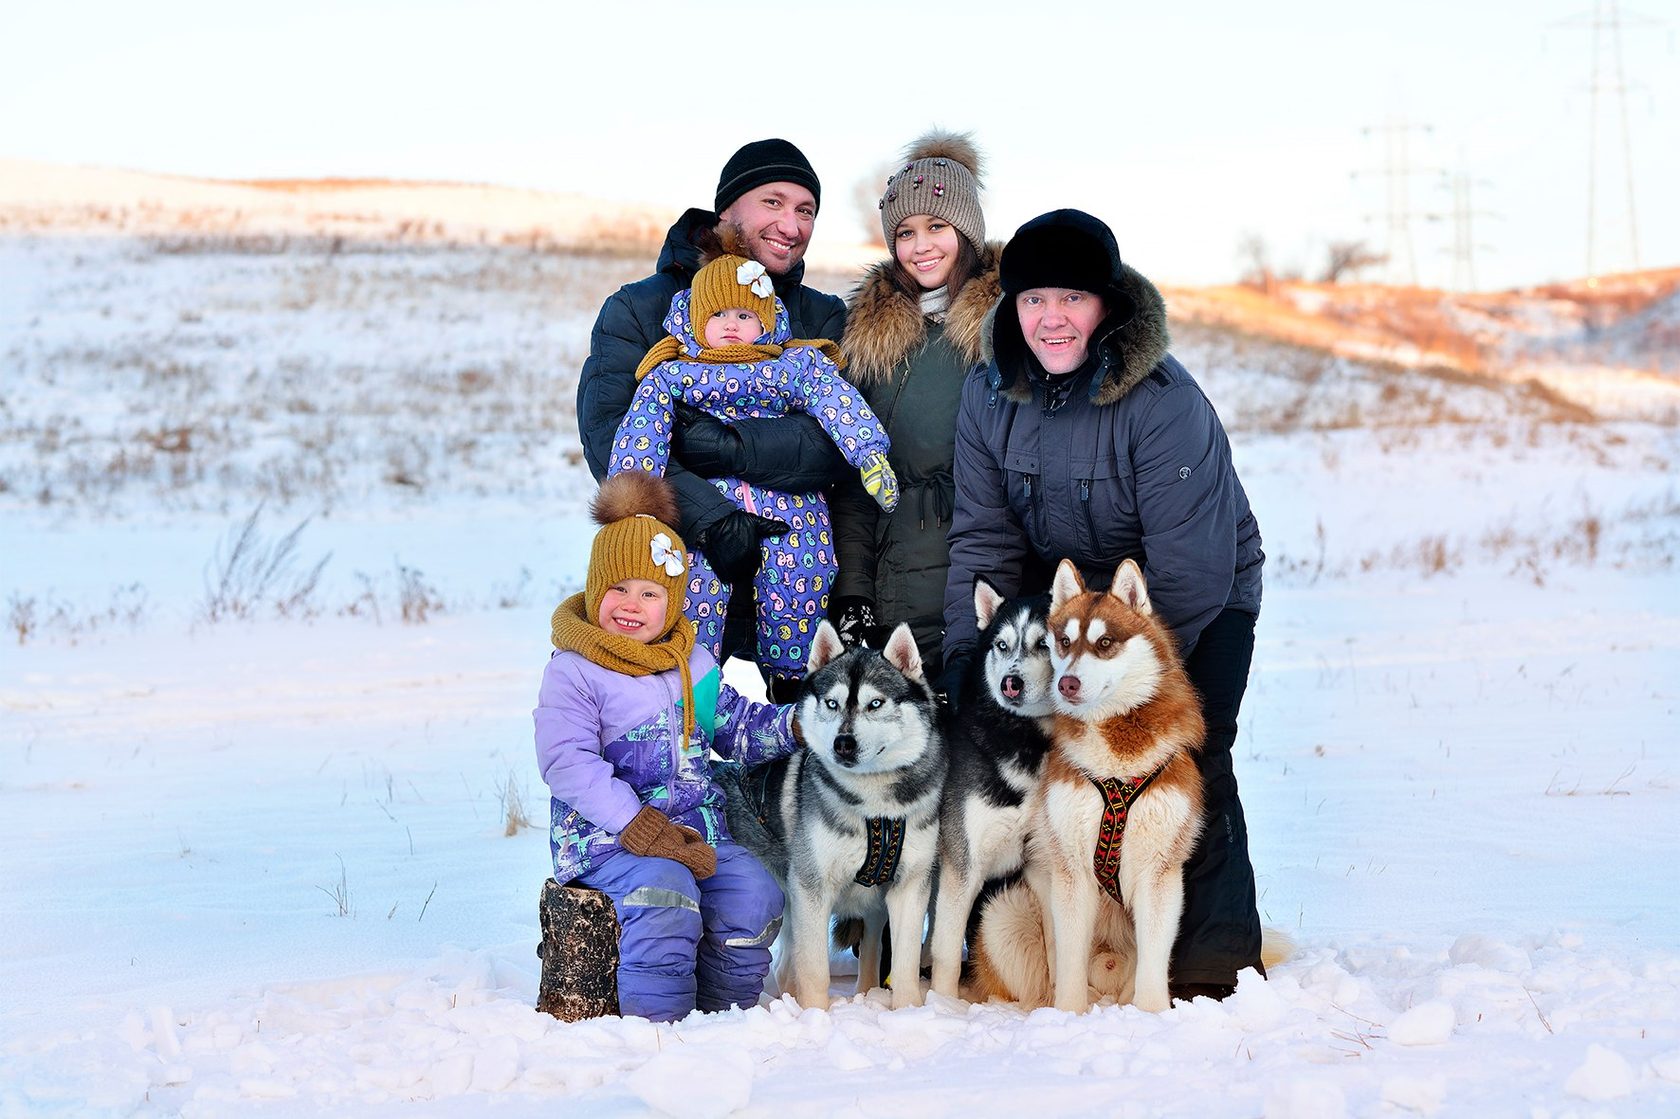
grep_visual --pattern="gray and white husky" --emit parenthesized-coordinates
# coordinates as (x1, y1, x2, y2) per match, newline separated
(722, 620, 946, 1010)
(929, 580, 1057, 998)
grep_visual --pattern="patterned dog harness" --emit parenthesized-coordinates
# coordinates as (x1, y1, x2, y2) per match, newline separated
(854, 817, 907, 886)
(1089, 765, 1166, 905)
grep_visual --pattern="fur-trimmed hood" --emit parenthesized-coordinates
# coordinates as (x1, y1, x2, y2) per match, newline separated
(840, 241, 1004, 383)
(980, 259, 1171, 408)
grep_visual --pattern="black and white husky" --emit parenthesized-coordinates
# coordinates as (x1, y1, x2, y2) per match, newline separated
(722, 620, 946, 1010)
(928, 580, 1056, 998)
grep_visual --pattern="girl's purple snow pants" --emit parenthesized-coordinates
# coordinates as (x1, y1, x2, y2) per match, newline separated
(577, 839, 784, 1023)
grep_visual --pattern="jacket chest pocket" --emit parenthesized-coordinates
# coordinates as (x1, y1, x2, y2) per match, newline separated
(1068, 456, 1131, 563)
(1002, 446, 1049, 544)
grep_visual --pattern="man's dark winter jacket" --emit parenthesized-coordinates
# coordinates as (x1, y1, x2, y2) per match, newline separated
(941, 260, 1263, 668)
(575, 209, 850, 544)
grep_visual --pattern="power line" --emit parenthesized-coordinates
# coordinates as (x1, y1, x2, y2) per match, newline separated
(1553, 1, 1667, 282)
(1355, 118, 1442, 286)
(1439, 154, 1498, 293)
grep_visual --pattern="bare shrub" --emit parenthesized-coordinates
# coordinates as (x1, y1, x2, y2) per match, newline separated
(398, 563, 442, 624)
(8, 594, 36, 645)
(201, 505, 331, 623)
(318, 855, 353, 918)
(492, 567, 532, 610)
(497, 770, 534, 837)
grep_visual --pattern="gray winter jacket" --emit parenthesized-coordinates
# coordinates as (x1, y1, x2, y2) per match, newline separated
(941, 262, 1263, 666)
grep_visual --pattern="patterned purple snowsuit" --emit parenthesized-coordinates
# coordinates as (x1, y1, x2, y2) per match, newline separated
(609, 289, 889, 678)
(534, 643, 798, 1022)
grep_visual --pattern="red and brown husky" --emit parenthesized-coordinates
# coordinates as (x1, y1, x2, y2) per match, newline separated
(972, 558, 1204, 1013)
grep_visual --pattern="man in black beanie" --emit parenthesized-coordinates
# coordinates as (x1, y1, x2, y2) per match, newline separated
(575, 139, 847, 696)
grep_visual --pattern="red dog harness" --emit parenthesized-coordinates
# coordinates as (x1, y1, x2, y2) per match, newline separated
(1089, 765, 1166, 905)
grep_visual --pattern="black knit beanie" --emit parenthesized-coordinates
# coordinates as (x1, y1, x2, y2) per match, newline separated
(714, 139, 822, 215)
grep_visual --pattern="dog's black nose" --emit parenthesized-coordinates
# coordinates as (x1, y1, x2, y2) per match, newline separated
(1001, 674, 1024, 699)
(832, 733, 859, 766)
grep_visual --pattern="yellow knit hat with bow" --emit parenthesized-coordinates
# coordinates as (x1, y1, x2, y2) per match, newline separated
(688, 254, 777, 341)
(582, 471, 690, 637)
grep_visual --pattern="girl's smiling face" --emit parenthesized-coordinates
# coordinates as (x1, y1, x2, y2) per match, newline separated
(894, 214, 962, 291)
(597, 578, 669, 642)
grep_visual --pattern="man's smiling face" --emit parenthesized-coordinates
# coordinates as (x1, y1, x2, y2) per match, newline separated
(720, 182, 817, 276)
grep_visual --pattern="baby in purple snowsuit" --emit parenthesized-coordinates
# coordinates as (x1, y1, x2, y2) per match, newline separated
(609, 253, 898, 688)
(534, 470, 801, 1022)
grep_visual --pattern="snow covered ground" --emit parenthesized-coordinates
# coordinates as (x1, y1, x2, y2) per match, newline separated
(3, 230, 1679, 1117)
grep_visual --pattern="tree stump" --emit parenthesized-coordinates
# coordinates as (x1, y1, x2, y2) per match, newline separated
(535, 879, 620, 1021)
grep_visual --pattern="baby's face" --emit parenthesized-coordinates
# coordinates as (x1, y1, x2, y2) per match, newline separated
(704, 307, 764, 349)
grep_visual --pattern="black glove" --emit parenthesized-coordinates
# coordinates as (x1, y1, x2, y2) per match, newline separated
(670, 403, 743, 478)
(830, 596, 876, 648)
(701, 510, 790, 585)
(934, 649, 972, 711)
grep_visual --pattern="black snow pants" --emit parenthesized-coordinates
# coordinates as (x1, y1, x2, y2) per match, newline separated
(1170, 607, 1264, 989)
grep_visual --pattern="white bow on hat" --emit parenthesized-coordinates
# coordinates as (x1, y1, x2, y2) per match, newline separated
(649, 533, 686, 577)
(735, 260, 774, 298)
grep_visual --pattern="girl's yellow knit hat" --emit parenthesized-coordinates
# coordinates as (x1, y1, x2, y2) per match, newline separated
(585, 471, 688, 640)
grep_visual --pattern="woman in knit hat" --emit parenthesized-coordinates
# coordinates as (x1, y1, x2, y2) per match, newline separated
(608, 248, 899, 699)
(533, 470, 804, 1022)
(829, 129, 1002, 679)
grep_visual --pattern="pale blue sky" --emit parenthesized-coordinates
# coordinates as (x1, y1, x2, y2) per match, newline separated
(4, 0, 1675, 289)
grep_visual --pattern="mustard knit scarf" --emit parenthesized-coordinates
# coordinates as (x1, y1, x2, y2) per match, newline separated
(633, 336, 847, 381)
(550, 592, 698, 745)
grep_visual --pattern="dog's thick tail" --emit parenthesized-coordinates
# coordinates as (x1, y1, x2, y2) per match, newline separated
(970, 882, 1052, 1008)
(1260, 926, 1295, 972)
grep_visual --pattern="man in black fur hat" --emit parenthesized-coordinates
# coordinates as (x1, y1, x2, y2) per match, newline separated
(942, 208, 1268, 1002)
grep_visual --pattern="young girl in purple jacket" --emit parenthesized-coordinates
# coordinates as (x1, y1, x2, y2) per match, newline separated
(533, 470, 801, 1022)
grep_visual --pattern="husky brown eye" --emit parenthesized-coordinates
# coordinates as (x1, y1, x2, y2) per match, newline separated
(1057, 636, 1070, 651)
(1098, 636, 1113, 650)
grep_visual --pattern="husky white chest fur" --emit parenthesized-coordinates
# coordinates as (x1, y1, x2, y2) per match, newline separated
(760, 621, 947, 1011)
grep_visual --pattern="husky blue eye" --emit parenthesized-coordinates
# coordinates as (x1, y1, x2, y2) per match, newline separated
(824, 698, 839, 710)
(868, 698, 884, 710)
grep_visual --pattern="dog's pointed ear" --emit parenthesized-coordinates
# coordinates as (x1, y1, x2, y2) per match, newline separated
(974, 577, 1005, 630)
(1050, 559, 1085, 613)
(1110, 559, 1152, 615)
(881, 623, 924, 683)
(809, 620, 846, 672)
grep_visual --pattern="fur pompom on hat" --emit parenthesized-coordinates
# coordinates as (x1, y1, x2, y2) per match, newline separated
(879, 129, 986, 256)
(687, 253, 778, 341)
(584, 471, 689, 639)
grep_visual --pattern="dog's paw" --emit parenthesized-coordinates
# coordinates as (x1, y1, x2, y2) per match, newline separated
(888, 978, 926, 1011)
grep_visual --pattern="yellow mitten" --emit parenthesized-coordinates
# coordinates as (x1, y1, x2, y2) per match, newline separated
(860, 452, 899, 512)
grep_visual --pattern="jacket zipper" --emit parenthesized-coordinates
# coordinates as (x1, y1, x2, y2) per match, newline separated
(666, 673, 683, 813)
(1079, 478, 1098, 547)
